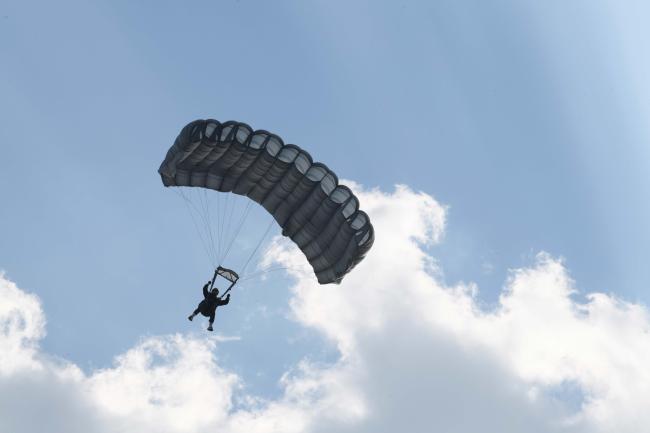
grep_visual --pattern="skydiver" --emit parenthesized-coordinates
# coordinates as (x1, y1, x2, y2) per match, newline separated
(187, 280, 230, 331)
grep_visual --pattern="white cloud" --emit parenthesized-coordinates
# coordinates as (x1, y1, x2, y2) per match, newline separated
(1, 184, 649, 432)
(0, 272, 46, 375)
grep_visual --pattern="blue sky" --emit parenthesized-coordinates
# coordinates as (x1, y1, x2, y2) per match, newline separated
(2, 1, 650, 432)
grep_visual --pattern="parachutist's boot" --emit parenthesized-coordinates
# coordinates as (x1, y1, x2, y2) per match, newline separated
(188, 314, 194, 321)
(207, 324, 213, 332)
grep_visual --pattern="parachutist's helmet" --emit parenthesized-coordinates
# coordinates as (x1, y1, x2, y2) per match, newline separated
(212, 288, 219, 296)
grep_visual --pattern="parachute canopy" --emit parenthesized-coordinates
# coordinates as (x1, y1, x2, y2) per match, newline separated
(159, 119, 374, 284)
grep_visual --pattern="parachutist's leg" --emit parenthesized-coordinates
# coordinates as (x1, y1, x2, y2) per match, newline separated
(207, 312, 215, 332)
(188, 307, 200, 321)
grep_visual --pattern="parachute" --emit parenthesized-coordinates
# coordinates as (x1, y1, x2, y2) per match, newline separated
(159, 119, 374, 284)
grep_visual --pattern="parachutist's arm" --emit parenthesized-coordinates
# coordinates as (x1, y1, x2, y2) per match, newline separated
(218, 294, 230, 306)
(203, 283, 211, 299)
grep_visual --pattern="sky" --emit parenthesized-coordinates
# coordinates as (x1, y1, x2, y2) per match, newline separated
(1, 0, 650, 432)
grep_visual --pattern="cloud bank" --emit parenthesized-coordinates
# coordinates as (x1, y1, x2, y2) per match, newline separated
(2, 184, 649, 432)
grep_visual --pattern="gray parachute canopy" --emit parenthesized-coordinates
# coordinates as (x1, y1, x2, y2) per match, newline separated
(159, 119, 374, 284)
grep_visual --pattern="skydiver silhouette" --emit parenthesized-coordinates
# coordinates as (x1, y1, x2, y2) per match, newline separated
(188, 280, 230, 331)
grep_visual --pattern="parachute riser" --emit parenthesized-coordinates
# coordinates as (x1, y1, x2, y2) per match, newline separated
(209, 268, 219, 291)
(219, 278, 237, 298)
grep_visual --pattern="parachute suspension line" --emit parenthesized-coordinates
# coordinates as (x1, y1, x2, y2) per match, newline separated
(198, 188, 218, 263)
(215, 192, 222, 260)
(219, 200, 253, 265)
(209, 190, 221, 261)
(198, 189, 219, 265)
(239, 265, 312, 282)
(240, 216, 276, 278)
(222, 193, 238, 262)
(174, 187, 272, 273)
(193, 189, 218, 266)
(185, 189, 218, 266)
(220, 193, 232, 261)
(175, 188, 216, 266)
(207, 189, 221, 261)
(212, 191, 220, 259)
(215, 192, 222, 259)
(215, 191, 224, 260)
